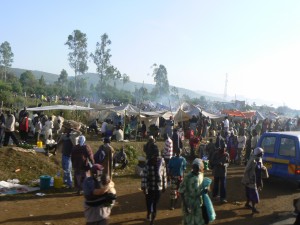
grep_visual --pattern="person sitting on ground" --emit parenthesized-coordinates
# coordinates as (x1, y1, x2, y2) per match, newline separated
(112, 126, 124, 142)
(89, 118, 99, 134)
(113, 147, 128, 169)
(45, 134, 57, 156)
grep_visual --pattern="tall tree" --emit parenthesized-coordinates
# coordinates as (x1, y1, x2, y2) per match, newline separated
(0, 41, 14, 82)
(58, 69, 68, 88)
(122, 74, 130, 87)
(90, 33, 112, 94)
(151, 64, 170, 97)
(19, 70, 37, 94)
(65, 30, 88, 94)
(106, 66, 122, 88)
(38, 75, 46, 86)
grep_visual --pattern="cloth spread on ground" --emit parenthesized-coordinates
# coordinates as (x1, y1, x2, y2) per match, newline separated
(0, 180, 39, 195)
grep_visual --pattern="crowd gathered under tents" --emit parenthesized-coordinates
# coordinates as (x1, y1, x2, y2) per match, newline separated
(1, 101, 300, 224)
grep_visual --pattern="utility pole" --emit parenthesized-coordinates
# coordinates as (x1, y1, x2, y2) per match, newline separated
(224, 73, 228, 101)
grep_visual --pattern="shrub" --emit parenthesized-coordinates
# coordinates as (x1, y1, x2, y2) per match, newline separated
(124, 144, 138, 165)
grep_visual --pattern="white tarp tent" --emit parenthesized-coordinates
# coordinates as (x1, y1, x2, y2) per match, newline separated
(110, 104, 140, 116)
(27, 105, 93, 111)
(174, 103, 225, 122)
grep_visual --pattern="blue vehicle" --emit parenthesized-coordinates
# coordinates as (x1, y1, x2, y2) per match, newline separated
(258, 131, 300, 184)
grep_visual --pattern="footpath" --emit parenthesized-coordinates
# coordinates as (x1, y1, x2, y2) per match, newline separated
(269, 213, 296, 225)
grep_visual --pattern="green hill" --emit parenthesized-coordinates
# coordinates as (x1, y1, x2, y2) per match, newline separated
(9, 68, 221, 101)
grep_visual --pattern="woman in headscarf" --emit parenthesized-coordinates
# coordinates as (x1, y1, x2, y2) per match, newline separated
(179, 158, 216, 225)
(71, 135, 95, 195)
(242, 147, 268, 213)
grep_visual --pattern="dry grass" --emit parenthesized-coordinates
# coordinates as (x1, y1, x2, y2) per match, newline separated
(0, 137, 166, 185)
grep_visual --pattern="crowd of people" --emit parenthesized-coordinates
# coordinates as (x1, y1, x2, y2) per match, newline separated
(139, 112, 274, 224)
(0, 105, 287, 225)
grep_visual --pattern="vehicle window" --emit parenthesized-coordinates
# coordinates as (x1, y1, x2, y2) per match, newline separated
(261, 136, 276, 153)
(279, 137, 296, 157)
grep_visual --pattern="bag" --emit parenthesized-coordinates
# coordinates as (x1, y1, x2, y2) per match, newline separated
(97, 146, 106, 163)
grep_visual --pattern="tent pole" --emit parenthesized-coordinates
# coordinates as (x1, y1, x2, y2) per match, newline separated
(124, 110, 126, 139)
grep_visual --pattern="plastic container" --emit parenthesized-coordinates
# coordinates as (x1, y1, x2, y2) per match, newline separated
(54, 176, 63, 188)
(40, 175, 51, 190)
(37, 141, 43, 148)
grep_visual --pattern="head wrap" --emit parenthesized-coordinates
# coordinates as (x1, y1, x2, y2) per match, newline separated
(78, 135, 86, 146)
(192, 158, 204, 170)
(254, 147, 264, 156)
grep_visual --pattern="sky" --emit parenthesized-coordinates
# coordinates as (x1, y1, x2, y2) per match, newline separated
(1, 0, 300, 109)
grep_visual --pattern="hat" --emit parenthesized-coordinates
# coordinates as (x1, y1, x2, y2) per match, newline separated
(254, 147, 264, 156)
(104, 137, 111, 143)
(91, 164, 104, 174)
(192, 158, 204, 169)
(78, 135, 86, 146)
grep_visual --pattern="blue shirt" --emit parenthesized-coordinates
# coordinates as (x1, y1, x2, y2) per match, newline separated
(168, 156, 187, 177)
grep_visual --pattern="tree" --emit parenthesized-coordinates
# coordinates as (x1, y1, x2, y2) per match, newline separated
(151, 64, 170, 97)
(58, 69, 68, 87)
(122, 74, 130, 87)
(0, 41, 14, 82)
(38, 75, 46, 86)
(19, 70, 37, 94)
(106, 66, 122, 88)
(65, 30, 88, 94)
(90, 33, 112, 93)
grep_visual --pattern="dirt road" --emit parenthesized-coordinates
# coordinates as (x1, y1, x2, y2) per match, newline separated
(0, 165, 298, 225)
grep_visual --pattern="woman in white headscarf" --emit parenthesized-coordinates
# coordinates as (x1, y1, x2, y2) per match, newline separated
(179, 158, 216, 225)
(71, 135, 95, 195)
(242, 147, 268, 214)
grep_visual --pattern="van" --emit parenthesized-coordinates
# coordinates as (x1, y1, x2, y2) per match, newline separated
(258, 131, 300, 184)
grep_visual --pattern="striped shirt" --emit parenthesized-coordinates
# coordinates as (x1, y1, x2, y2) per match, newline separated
(141, 157, 167, 191)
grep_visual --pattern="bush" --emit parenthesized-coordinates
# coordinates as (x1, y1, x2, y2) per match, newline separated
(124, 145, 138, 165)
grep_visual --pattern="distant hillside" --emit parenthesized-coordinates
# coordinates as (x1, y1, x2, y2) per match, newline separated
(10, 68, 59, 84)
(9, 68, 219, 100)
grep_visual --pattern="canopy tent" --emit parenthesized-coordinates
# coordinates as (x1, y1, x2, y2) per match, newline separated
(27, 105, 93, 111)
(174, 103, 225, 122)
(242, 111, 256, 120)
(110, 104, 140, 116)
(255, 111, 265, 121)
(221, 109, 245, 118)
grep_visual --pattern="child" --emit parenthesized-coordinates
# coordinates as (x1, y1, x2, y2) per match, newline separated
(34, 117, 42, 144)
(45, 134, 57, 156)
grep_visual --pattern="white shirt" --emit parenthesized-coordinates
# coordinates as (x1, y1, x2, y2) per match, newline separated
(224, 119, 229, 128)
(101, 122, 107, 133)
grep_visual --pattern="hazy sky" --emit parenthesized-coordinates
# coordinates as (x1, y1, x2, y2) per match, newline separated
(1, 0, 300, 109)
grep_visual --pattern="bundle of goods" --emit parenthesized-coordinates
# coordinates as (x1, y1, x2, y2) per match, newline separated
(63, 120, 81, 131)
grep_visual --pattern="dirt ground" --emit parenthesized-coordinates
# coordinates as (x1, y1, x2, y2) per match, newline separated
(1, 164, 299, 225)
